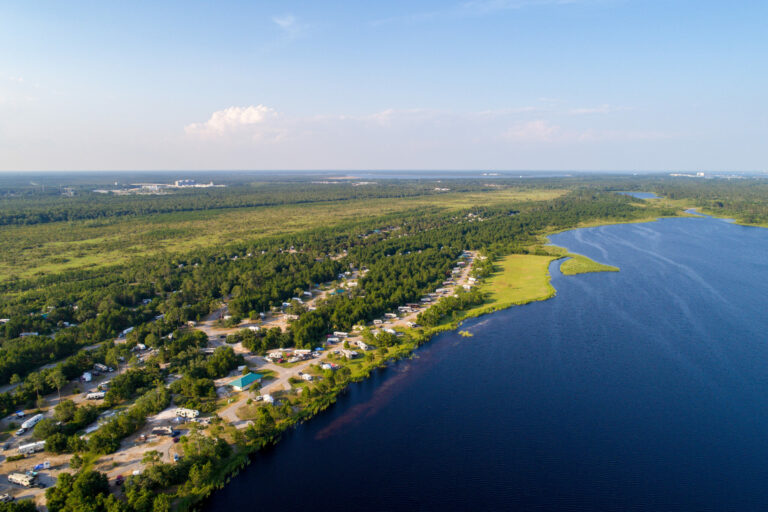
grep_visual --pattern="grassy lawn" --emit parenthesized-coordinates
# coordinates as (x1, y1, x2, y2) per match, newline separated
(560, 254, 619, 275)
(235, 402, 260, 421)
(467, 254, 558, 316)
(253, 369, 277, 379)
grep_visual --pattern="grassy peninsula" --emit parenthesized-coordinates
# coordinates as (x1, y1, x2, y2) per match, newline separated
(559, 254, 619, 275)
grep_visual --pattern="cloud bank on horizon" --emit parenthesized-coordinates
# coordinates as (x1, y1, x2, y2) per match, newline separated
(0, 0, 766, 171)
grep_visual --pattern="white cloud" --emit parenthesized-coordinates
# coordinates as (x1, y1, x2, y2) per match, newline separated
(185, 105, 278, 137)
(503, 120, 561, 141)
(271, 14, 308, 39)
(183, 103, 671, 154)
(272, 14, 296, 30)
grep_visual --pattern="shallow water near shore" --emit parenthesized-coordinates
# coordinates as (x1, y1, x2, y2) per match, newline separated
(205, 214, 768, 512)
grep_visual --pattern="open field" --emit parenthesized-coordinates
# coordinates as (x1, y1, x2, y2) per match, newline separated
(467, 254, 558, 316)
(560, 254, 619, 275)
(0, 187, 566, 282)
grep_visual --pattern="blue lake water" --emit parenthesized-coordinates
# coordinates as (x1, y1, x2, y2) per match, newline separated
(205, 215, 768, 511)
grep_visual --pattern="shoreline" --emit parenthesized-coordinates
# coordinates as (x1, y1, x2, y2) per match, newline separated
(190, 216, 673, 511)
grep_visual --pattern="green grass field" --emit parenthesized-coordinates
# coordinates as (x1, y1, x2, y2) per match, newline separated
(467, 254, 558, 316)
(0, 187, 567, 282)
(559, 254, 619, 275)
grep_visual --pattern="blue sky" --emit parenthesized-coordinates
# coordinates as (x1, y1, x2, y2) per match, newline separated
(1, 0, 766, 171)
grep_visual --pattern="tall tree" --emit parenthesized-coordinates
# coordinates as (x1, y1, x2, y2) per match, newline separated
(47, 366, 68, 402)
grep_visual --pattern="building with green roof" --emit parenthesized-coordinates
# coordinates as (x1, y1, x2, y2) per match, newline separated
(228, 372, 262, 391)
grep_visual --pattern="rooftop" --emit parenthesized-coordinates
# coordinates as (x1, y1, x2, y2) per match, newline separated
(229, 372, 262, 388)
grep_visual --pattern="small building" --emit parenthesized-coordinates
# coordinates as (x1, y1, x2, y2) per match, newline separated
(228, 372, 262, 392)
